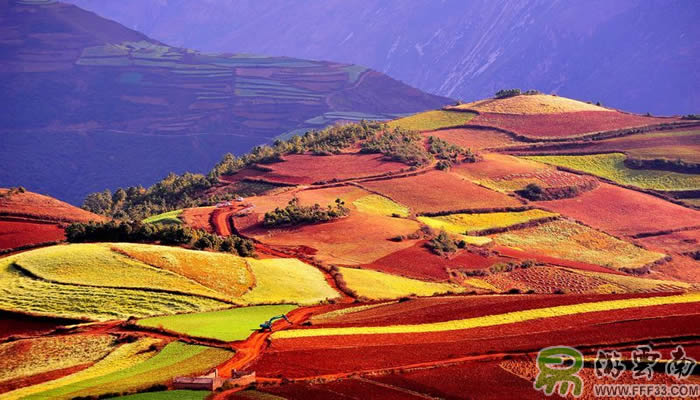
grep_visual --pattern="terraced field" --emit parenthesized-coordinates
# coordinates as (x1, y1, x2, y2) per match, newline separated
(387, 110, 476, 131)
(137, 305, 297, 342)
(2, 341, 231, 400)
(524, 153, 700, 191)
(490, 219, 666, 271)
(418, 209, 557, 235)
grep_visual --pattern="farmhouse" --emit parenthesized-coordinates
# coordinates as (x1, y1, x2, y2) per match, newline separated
(173, 369, 256, 391)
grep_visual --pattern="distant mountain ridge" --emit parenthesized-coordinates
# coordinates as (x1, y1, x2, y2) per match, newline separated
(0, 0, 449, 204)
(64, 0, 700, 115)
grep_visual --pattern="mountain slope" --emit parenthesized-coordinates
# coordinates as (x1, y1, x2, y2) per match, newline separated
(0, 0, 450, 204)
(64, 0, 700, 115)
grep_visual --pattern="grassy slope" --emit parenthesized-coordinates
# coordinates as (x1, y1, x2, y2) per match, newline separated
(242, 259, 340, 305)
(137, 305, 297, 341)
(418, 209, 557, 234)
(352, 194, 410, 217)
(524, 153, 700, 191)
(338, 267, 466, 300)
(388, 110, 476, 131)
(142, 210, 183, 225)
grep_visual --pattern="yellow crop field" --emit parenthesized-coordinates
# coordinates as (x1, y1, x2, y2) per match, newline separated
(387, 110, 476, 131)
(111, 243, 254, 298)
(241, 258, 341, 305)
(0, 256, 229, 321)
(491, 219, 665, 270)
(352, 194, 410, 217)
(457, 235, 493, 246)
(0, 335, 115, 383)
(14, 244, 223, 300)
(337, 267, 466, 300)
(449, 94, 610, 114)
(524, 153, 700, 191)
(418, 209, 557, 235)
(0, 337, 162, 400)
(273, 292, 700, 339)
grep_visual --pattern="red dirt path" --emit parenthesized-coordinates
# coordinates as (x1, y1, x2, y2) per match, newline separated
(473, 111, 680, 139)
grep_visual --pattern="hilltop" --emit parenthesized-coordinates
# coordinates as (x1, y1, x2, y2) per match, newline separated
(0, 0, 449, 204)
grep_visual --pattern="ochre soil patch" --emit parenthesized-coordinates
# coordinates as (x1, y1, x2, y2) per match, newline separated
(242, 213, 421, 265)
(473, 111, 678, 139)
(363, 242, 507, 281)
(483, 266, 615, 294)
(0, 220, 65, 251)
(537, 183, 700, 237)
(0, 311, 80, 340)
(422, 127, 518, 150)
(361, 171, 521, 214)
(0, 189, 105, 223)
(241, 153, 406, 185)
(180, 207, 215, 233)
(252, 304, 697, 378)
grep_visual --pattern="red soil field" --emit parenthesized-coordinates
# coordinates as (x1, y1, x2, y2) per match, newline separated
(361, 171, 522, 214)
(238, 153, 406, 185)
(180, 207, 215, 233)
(492, 246, 622, 274)
(637, 229, 700, 255)
(364, 242, 513, 281)
(0, 189, 105, 223)
(484, 266, 615, 294)
(253, 306, 698, 378)
(371, 359, 541, 400)
(307, 293, 672, 327)
(538, 183, 700, 237)
(511, 128, 700, 162)
(423, 127, 518, 150)
(473, 111, 679, 139)
(453, 152, 551, 179)
(256, 378, 428, 400)
(0, 220, 65, 251)
(0, 311, 80, 340)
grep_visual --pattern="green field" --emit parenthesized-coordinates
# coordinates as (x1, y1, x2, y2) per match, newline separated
(388, 110, 476, 131)
(524, 153, 700, 191)
(115, 391, 209, 400)
(137, 305, 297, 341)
(142, 210, 183, 225)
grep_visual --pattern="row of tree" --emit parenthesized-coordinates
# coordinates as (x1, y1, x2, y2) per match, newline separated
(263, 198, 349, 227)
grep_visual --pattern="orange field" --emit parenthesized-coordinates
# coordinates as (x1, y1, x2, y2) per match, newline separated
(180, 207, 215, 233)
(423, 127, 518, 150)
(473, 111, 680, 139)
(538, 183, 700, 237)
(361, 171, 522, 214)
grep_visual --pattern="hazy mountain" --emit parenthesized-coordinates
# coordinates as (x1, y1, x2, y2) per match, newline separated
(0, 0, 449, 204)
(64, 0, 700, 115)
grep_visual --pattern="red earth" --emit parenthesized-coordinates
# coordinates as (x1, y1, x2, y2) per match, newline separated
(0, 311, 81, 340)
(252, 305, 698, 378)
(0, 189, 105, 223)
(492, 246, 624, 274)
(473, 111, 680, 139)
(537, 183, 700, 237)
(364, 241, 515, 281)
(361, 171, 523, 214)
(423, 127, 518, 150)
(0, 219, 65, 251)
(252, 378, 429, 400)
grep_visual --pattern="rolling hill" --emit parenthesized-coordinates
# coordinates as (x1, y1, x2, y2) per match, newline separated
(63, 0, 700, 115)
(0, 0, 450, 204)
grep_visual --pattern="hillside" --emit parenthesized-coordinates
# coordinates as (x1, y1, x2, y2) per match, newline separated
(0, 0, 450, 204)
(0, 188, 105, 252)
(63, 0, 700, 115)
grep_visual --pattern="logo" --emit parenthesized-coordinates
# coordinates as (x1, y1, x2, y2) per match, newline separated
(534, 346, 585, 397)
